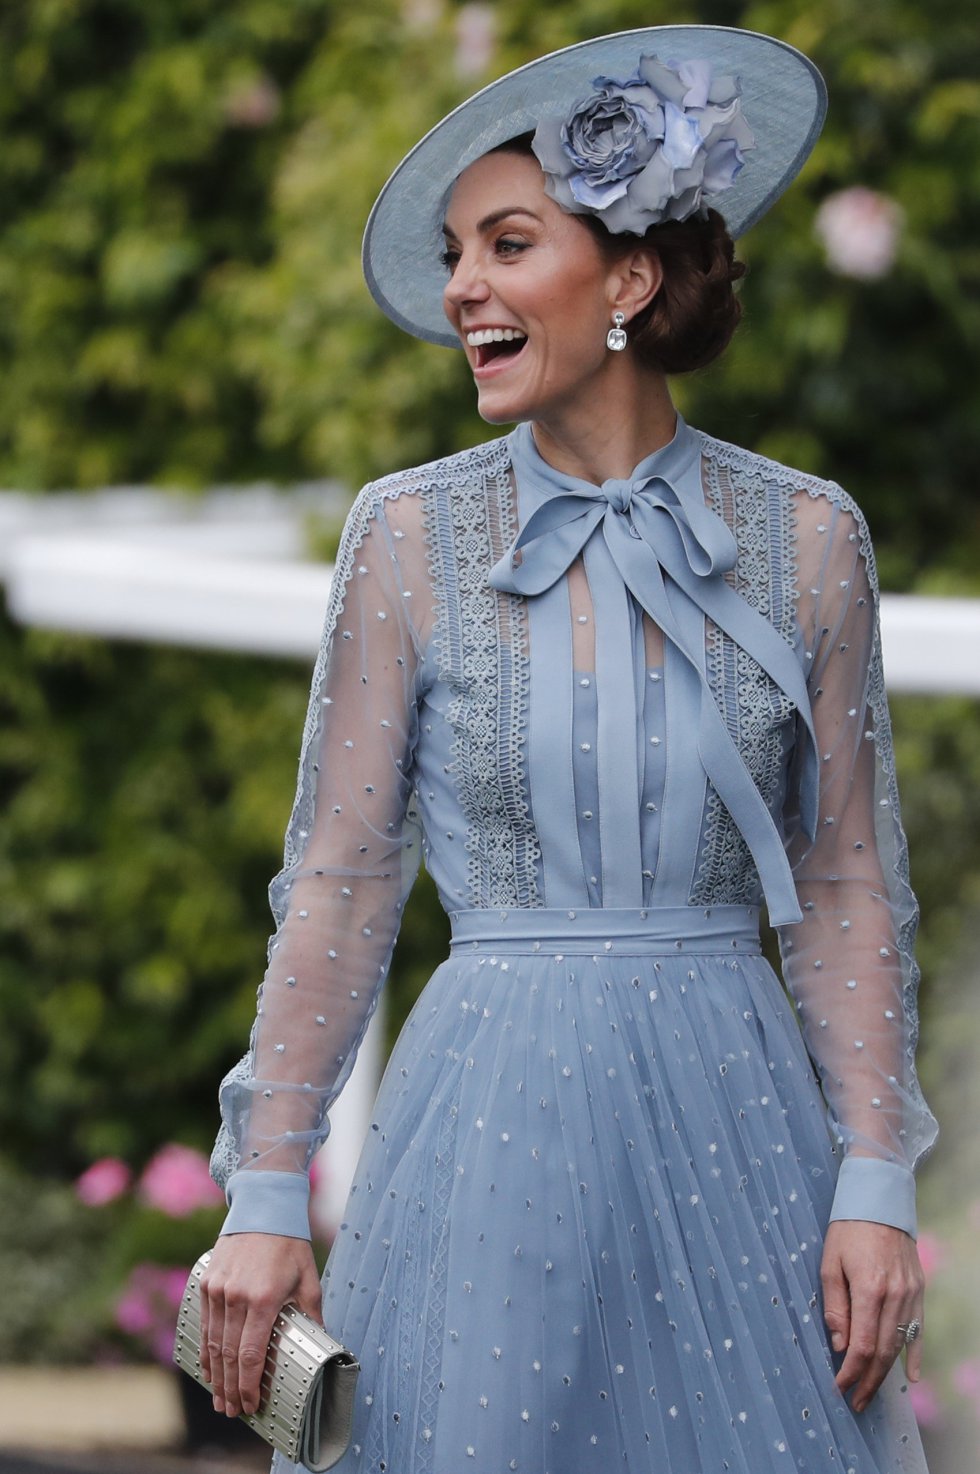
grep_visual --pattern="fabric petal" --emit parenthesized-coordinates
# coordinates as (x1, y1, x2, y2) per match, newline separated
(636, 53, 689, 107)
(677, 58, 713, 110)
(531, 116, 573, 178)
(660, 101, 704, 170)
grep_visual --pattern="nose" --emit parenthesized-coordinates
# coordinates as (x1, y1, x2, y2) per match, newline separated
(442, 249, 491, 315)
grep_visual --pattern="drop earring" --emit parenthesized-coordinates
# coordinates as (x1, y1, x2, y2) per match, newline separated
(606, 310, 628, 351)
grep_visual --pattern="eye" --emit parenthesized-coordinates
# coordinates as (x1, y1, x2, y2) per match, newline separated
(495, 236, 529, 258)
(439, 247, 460, 274)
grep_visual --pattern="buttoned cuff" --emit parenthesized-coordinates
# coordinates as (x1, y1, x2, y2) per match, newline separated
(828, 1156, 917, 1240)
(219, 1169, 311, 1240)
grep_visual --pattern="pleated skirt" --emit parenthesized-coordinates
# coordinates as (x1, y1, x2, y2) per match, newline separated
(273, 907, 928, 1474)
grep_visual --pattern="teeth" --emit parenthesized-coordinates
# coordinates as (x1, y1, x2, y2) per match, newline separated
(466, 328, 527, 347)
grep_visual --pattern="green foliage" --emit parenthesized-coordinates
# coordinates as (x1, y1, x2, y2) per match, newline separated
(0, 601, 297, 1168)
(0, 0, 976, 580)
(0, 0, 327, 488)
(0, 1157, 108, 1364)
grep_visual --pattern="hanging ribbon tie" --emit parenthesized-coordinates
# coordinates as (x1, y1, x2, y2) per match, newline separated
(489, 419, 818, 926)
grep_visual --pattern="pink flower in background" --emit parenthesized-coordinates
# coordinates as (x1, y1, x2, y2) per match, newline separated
(454, 4, 495, 79)
(115, 1269, 158, 1336)
(953, 1358, 980, 1400)
(953, 1357, 980, 1423)
(115, 1263, 190, 1366)
(814, 186, 904, 280)
(401, 0, 440, 30)
(916, 1229, 946, 1282)
(163, 1265, 191, 1305)
(224, 76, 281, 128)
(138, 1143, 223, 1217)
(75, 1157, 132, 1206)
(907, 1378, 942, 1427)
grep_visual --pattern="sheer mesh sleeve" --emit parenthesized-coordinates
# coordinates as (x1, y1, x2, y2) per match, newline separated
(211, 484, 424, 1239)
(777, 488, 939, 1240)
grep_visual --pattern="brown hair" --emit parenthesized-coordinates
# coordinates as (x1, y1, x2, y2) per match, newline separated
(490, 134, 746, 374)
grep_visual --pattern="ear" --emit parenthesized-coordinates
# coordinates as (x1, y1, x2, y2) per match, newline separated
(608, 246, 663, 322)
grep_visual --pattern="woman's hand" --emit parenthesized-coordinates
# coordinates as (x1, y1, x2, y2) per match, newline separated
(199, 1232, 324, 1419)
(821, 1219, 925, 1414)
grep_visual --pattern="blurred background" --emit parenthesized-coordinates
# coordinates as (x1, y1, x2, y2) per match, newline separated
(0, 0, 977, 1468)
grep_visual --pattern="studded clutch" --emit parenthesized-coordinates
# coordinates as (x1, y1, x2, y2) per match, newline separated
(172, 1251, 360, 1471)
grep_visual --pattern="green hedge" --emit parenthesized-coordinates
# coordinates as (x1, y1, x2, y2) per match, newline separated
(0, 0, 977, 580)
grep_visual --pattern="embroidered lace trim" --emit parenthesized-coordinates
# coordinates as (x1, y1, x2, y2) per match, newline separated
(423, 443, 541, 909)
(693, 439, 799, 907)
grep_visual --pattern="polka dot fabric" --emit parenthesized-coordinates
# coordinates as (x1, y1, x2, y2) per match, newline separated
(212, 419, 936, 1472)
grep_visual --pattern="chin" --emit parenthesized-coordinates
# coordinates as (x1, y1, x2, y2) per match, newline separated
(476, 390, 534, 426)
(478, 404, 521, 426)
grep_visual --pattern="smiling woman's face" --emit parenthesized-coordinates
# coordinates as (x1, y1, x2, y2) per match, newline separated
(441, 149, 628, 428)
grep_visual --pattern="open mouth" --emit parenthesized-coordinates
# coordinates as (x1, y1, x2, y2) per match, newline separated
(466, 328, 528, 371)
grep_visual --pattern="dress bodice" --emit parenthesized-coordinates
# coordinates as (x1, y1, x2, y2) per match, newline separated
(210, 422, 938, 1242)
(415, 417, 812, 923)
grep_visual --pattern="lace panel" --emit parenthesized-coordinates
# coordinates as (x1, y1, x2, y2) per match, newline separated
(423, 446, 540, 910)
(692, 443, 799, 906)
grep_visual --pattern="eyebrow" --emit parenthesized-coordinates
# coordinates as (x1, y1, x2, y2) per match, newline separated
(442, 206, 544, 241)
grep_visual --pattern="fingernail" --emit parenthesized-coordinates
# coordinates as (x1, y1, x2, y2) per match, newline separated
(213, 1398, 224, 1414)
(831, 1333, 844, 1351)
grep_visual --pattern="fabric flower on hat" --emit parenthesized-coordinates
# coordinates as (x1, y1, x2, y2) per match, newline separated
(531, 54, 755, 235)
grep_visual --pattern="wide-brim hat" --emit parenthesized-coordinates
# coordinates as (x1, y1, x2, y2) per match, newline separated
(362, 25, 827, 348)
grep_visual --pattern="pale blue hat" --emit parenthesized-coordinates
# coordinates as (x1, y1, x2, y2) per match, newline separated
(362, 25, 826, 348)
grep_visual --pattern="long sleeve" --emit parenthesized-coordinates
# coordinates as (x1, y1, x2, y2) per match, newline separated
(777, 487, 938, 1239)
(210, 483, 424, 1239)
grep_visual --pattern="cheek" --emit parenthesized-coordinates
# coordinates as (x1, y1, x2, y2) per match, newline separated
(442, 284, 459, 323)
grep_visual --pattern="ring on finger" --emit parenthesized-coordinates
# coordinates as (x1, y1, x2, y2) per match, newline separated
(896, 1319, 922, 1344)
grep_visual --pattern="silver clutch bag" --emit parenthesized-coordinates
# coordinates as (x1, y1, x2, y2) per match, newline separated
(172, 1251, 360, 1471)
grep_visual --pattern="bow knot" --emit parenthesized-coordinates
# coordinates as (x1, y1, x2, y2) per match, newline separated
(603, 478, 633, 515)
(489, 463, 739, 597)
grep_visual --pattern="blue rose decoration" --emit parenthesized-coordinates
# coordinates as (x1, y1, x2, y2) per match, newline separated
(531, 55, 756, 235)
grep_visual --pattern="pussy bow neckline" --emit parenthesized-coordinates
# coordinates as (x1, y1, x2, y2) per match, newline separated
(488, 416, 818, 925)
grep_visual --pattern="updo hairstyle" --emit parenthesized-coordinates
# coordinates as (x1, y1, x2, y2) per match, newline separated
(491, 134, 746, 374)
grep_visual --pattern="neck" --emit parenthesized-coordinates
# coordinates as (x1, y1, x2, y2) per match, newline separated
(528, 367, 677, 484)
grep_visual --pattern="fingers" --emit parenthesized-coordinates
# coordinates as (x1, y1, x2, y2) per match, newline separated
(299, 1262, 326, 1327)
(218, 1292, 250, 1416)
(843, 1293, 925, 1413)
(203, 1276, 277, 1418)
(200, 1272, 228, 1413)
(834, 1278, 902, 1414)
(196, 1236, 323, 1420)
(236, 1302, 278, 1417)
(198, 1275, 212, 1384)
(821, 1250, 851, 1356)
(823, 1223, 926, 1416)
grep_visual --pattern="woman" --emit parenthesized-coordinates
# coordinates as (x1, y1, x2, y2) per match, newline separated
(200, 26, 939, 1473)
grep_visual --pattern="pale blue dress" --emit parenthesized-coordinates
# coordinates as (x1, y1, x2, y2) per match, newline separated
(211, 415, 939, 1473)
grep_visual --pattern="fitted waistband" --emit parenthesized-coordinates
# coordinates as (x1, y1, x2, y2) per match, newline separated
(448, 905, 761, 956)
